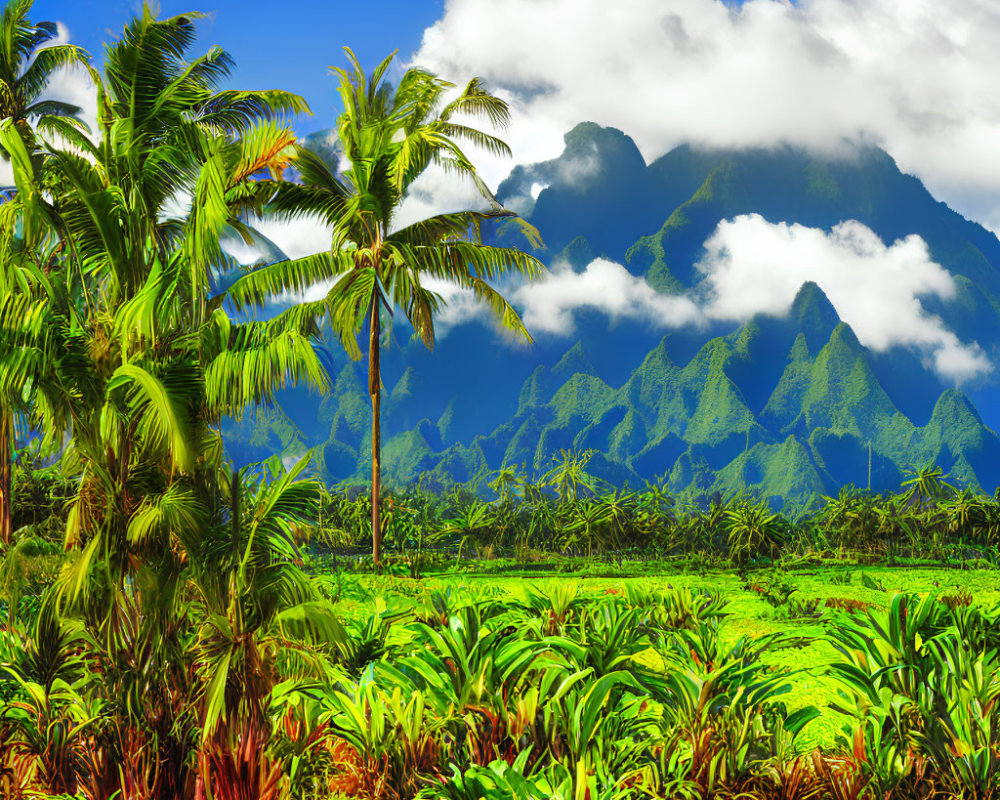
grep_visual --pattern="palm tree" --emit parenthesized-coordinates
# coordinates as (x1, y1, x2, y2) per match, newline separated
(3, 6, 328, 589)
(194, 455, 338, 736)
(0, 0, 88, 152)
(0, 0, 88, 546)
(725, 497, 788, 566)
(902, 465, 954, 512)
(541, 448, 601, 503)
(226, 49, 544, 563)
(0, 9, 342, 796)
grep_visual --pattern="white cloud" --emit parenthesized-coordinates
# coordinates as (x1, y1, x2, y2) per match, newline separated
(512, 257, 702, 335)
(425, 216, 990, 384)
(696, 214, 991, 382)
(37, 23, 99, 139)
(391, 162, 496, 231)
(503, 180, 552, 217)
(238, 214, 338, 305)
(251, 213, 330, 261)
(418, 259, 701, 340)
(219, 233, 261, 265)
(413, 0, 1000, 232)
(553, 144, 600, 188)
(1, 23, 97, 188)
(420, 276, 495, 332)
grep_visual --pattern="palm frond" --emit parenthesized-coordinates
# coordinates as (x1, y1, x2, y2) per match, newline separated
(220, 250, 349, 312)
(104, 363, 195, 473)
(16, 44, 89, 106)
(204, 324, 330, 417)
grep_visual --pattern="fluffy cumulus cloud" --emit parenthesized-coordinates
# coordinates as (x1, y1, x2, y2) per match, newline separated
(39, 63, 98, 135)
(512, 258, 702, 335)
(390, 163, 501, 231)
(425, 216, 990, 384)
(420, 259, 702, 338)
(696, 215, 992, 382)
(420, 275, 498, 332)
(35, 23, 99, 136)
(414, 0, 1000, 230)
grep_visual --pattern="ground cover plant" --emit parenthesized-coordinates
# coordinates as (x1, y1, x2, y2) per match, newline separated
(4, 2, 1000, 798)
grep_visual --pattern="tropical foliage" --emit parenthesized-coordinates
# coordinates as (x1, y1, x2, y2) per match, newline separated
(313, 456, 1000, 570)
(4, 3, 1000, 800)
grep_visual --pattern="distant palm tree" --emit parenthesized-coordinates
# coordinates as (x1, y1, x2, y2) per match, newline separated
(901, 465, 954, 512)
(542, 448, 601, 503)
(227, 49, 544, 563)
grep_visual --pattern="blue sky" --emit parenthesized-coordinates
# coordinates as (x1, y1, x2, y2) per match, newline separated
(34, 0, 443, 135)
(24, 0, 1000, 383)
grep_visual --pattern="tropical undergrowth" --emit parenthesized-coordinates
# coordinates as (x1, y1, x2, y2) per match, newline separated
(311, 459, 1000, 573)
(5, 550, 1000, 798)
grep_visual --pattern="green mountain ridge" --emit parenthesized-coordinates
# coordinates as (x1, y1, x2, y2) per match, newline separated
(308, 282, 1000, 509)
(224, 124, 1000, 507)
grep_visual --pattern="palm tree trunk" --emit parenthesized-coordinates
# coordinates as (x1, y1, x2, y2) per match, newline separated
(0, 410, 11, 546)
(369, 299, 382, 565)
(231, 466, 241, 571)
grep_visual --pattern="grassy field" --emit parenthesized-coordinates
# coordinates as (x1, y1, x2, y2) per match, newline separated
(315, 561, 1000, 752)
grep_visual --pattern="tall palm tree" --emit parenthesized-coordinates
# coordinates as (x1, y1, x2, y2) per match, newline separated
(4, 6, 328, 585)
(227, 49, 544, 563)
(0, 0, 88, 545)
(1, 9, 342, 795)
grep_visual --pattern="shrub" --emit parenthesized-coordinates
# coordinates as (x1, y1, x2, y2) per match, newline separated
(940, 589, 972, 610)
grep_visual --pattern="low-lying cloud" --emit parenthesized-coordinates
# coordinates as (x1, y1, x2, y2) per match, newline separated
(512, 258, 701, 335)
(430, 217, 990, 384)
(422, 262, 700, 338)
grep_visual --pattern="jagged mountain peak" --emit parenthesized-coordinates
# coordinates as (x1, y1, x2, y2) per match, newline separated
(559, 122, 647, 175)
(788, 281, 840, 352)
(929, 387, 985, 429)
(227, 123, 1000, 508)
(552, 341, 595, 380)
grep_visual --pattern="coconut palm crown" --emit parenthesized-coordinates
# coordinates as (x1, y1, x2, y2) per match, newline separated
(226, 48, 545, 563)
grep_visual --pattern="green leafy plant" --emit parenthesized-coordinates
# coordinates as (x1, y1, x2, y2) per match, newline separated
(726, 499, 788, 567)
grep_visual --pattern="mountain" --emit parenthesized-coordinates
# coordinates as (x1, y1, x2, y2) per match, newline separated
(224, 123, 1000, 507)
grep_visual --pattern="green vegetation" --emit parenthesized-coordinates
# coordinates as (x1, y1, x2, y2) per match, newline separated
(224, 49, 543, 563)
(0, 0, 88, 545)
(4, 3, 1000, 799)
